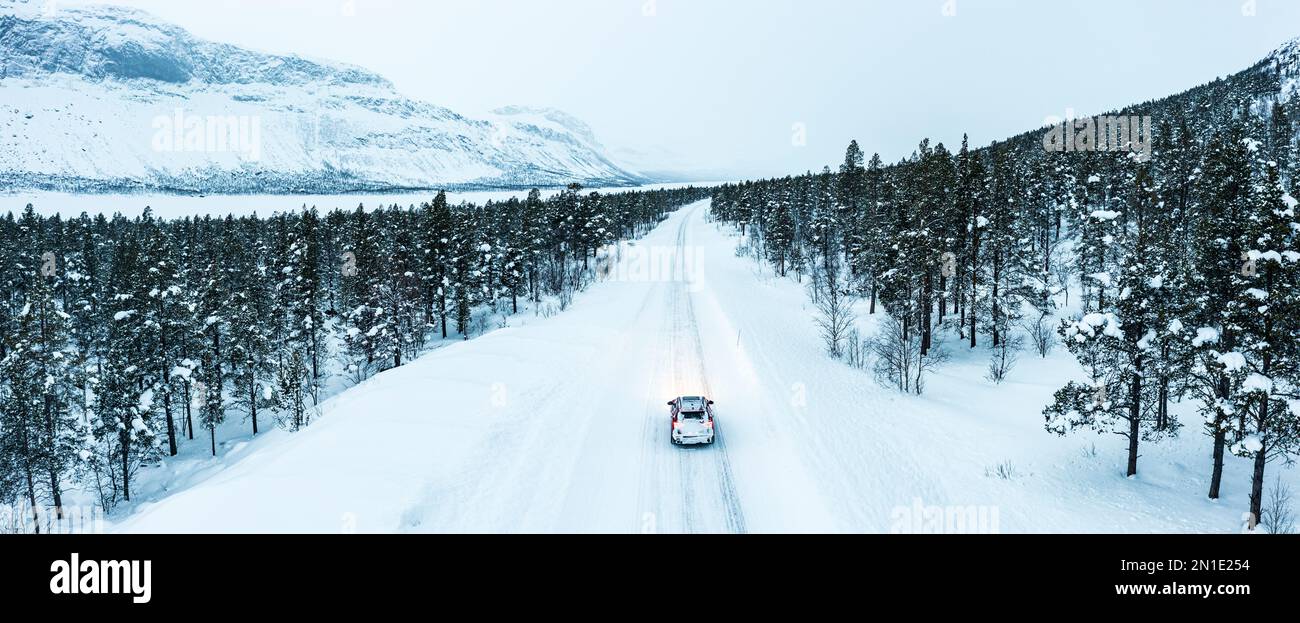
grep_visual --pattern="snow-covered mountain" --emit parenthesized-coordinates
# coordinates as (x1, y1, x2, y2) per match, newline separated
(1269, 36, 1300, 103)
(0, 1, 648, 194)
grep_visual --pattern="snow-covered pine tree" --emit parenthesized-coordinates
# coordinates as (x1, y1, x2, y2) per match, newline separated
(381, 206, 423, 367)
(1230, 160, 1300, 526)
(450, 208, 481, 338)
(980, 146, 1026, 349)
(289, 209, 326, 406)
(63, 213, 106, 430)
(274, 348, 309, 432)
(1074, 163, 1119, 313)
(764, 182, 796, 277)
(192, 219, 233, 456)
(135, 212, 187, 455)
(0, 303, 49, 530)
(341, 205, 383, 373)
(1183, 123, 1256, 499)
(1137, 156, 1193, 434)
(521, 189, 548, 305)
(497, 197, 529, 314)
(836, 140, 865, 275)
(420, 192, 454, 338)
(1045, 152, 1175, 477)
(0, 244, 81, 530)
(1269, 101, 1292, 176)
(224, 216, 274, 435)
(861, 153, 893, 315)
(956, 140, 987, 344)
(95, 226, 159, 504)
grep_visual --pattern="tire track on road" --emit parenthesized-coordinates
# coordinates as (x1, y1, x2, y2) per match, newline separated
(667, 205, 748, 534)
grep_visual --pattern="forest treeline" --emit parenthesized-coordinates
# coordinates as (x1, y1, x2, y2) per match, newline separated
(710, 83, 1299, 527)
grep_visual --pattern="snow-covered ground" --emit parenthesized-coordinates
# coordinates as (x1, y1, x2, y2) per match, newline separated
(111, 200, 1297, 533)
(4, 182, 728, 219)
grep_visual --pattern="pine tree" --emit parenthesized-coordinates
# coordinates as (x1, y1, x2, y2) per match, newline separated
(450, 209, 481, 338)
(341, 205, 383, 373)
(521, 189, 549, 304)
(764, 184, 796, 277)
(275, 348, 309, 432)
(811, 167, 840, 279)
(283, 209, 325, 407)
(956, 142, 987, 345)
(420, 192, 454, 338)
(381, 207, 423, 367)
(1185, 124, 1255, 499)
(1045, 153, 1177, 477)
(193, 220, 232, 456)
(0, 305, 48, 530)
(980, 147, 1025, 348)
(837, 141, 865, 272)
(225, 216, 274, 435)
(96, 227, 158, 504)
(498, 198, 528, 314)
(137, 211, 187, 455)
(0, 259, 81, 530)
(1231, 161, 1300, 526)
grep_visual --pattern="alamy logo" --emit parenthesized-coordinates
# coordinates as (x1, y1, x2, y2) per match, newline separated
(1043, 113, 1153, 162)
(890, 498, 1000, 534)
(49, 554, 152, 604)
(600, 245, 706, 292)
(151, 108, 262, 161)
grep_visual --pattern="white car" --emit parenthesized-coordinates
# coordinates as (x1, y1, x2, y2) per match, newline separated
(667, 396, 716, 446)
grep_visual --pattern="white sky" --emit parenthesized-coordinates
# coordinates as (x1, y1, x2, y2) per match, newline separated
(70, 0, 1300, 179)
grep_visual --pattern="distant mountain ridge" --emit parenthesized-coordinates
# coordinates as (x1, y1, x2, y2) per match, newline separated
(987, 34, 1300, 158)
(0, 0, 648, 194)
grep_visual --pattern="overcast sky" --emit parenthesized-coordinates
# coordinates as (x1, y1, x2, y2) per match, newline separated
(73, 0, 1300, 179)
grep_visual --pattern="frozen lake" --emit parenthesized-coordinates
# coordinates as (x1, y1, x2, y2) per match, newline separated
(5, 182, 724, 218)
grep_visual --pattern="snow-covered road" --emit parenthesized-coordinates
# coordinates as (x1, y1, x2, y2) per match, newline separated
(399, 202, 831, 533)
(113, 200, 1292, 534)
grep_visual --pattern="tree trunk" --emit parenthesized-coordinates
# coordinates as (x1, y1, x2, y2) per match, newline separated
(1208, 426, 1226, 500)
(164, 384, 177, 455)
(310, 334, 319, 382)
(440, 296, 448, 339)
(1249, 406, 1268, 527)
(250, 375, 259, 436)
(1158, 379, 1169, 430)
(991, 258, 1002, 348)
(120, 428, 131, 502)
(1127, 358, 1142, 477)
(938, 273, 947, 320)
(969, 262, 978, 349)
(48, 471, 63, 522)
(26, 465, 40, 534)
(1248, 451, 1267, 528)
(921, 273, 932, 356)
(41, 393, 65, 521)
(184, 384, 194, 440)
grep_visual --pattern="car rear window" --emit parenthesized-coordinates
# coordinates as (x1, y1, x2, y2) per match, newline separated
(681, 411, 706, 420)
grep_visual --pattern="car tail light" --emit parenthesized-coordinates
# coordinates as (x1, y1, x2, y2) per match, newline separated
(673, 421, 683, 429)
(705, 420, 714, 428)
